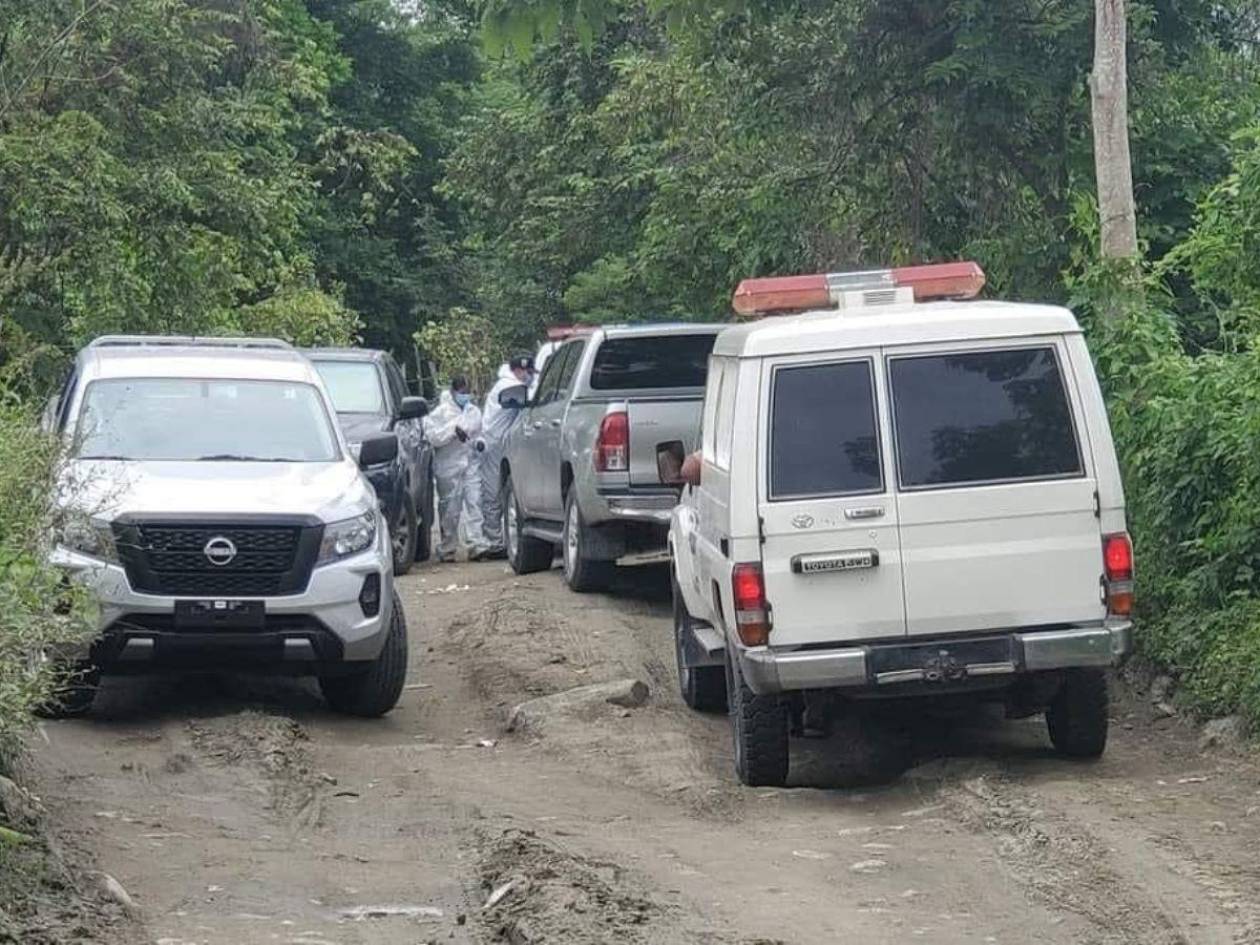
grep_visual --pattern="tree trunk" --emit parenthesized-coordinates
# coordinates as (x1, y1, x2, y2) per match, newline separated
(1090, 0, 1139, 266)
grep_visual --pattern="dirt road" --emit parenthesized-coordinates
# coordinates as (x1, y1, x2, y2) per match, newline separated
(30, 559, 1260, 945)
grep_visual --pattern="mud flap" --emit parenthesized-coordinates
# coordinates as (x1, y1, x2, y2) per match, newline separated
(681, 621, 725, 668)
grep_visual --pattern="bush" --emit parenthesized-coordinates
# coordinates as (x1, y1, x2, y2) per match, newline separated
(1083, 255, 1260, 727)
(0, 395, 93, 765)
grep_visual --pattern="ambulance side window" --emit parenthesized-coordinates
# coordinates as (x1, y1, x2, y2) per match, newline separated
(701, 358, 725, 464)
(713, 361, 737, 470)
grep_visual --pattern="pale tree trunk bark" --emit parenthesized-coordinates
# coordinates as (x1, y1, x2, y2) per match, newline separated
(1090, 0, 1140, 267)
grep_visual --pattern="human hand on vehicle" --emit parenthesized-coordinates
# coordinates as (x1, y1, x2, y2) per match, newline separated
(455, 426, 468, 443)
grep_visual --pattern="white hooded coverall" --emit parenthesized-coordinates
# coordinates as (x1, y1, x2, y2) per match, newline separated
(423, 389, 483, 560)
(472, 364, 526, 554)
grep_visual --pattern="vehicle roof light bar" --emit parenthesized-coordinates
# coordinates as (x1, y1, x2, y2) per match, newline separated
(731, 261, 985, 317)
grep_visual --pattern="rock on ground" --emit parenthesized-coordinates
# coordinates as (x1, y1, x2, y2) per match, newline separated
(1200, 716, 1244, 751)
(507, 679, 650, 735)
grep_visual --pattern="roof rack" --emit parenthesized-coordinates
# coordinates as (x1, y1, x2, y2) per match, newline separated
(89, 335, 293, 350)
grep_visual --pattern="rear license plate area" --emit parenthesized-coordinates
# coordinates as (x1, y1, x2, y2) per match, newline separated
(868, 636, 1016, 684)
(174, 600, 265, 630)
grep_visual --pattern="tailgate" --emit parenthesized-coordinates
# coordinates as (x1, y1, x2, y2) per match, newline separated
(627, 397, 704, 485)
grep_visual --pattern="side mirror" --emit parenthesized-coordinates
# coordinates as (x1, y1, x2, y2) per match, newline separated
(399, 396, 428, 421)
(498, 384, 528, 409)
(656, 441, 686, 486)
(358, 433, 399, 468)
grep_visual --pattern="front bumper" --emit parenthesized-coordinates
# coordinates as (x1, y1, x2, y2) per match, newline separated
(49, 530, 395, 669)
(739, 622, 1133, 696)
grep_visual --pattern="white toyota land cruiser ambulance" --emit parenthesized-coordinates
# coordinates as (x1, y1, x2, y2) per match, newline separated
(668, 262, 1133, 786)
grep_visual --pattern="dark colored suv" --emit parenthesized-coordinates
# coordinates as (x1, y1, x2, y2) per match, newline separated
(306, 349, 435, 574)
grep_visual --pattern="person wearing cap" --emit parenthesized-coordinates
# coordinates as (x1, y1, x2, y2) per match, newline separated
(468, 355, 535, 560)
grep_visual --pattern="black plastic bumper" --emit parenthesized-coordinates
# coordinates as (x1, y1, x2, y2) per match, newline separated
(93, 613, 348, 675)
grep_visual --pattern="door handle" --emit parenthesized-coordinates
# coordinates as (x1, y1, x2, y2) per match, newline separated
(845, 506, 885, 520)
(549, 418, 562, 428)
(533, 420, 544, 430)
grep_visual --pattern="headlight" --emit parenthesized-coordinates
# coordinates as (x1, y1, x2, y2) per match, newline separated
(317, 511, 377, 564)
(57, 517, 119, 564)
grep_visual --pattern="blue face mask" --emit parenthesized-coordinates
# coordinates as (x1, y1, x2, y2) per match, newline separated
(454, 391, 471, 408)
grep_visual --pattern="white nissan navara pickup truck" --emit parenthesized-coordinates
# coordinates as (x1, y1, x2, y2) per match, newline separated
(44, 336, 408, 718)
(668, 262, 1133, 786)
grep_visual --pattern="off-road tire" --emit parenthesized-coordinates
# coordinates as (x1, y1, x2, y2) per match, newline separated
(414, 478, 433, 563)
(672, 577, 726, 712)
(726, 651, 789, 786)
(562, 492, 614, 593)
(34, 661, 100, 719)
(391, 493, 418, 576)
(319, 593, 408, 718)
(502, 473, 552, 575)
(1046, 668, 1109, 759)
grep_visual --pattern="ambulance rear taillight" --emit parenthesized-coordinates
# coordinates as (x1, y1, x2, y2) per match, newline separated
(732, 563, 771, 647)
(732, 261, 985, 316)
(1102, 533, 1134, 617)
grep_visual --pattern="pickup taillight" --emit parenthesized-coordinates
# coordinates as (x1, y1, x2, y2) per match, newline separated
(1103, 533, 1133, 617)
(595, 411, 629, 472)
(732, 562, 770, 646)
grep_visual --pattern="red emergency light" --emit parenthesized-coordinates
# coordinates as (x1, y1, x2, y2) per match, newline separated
(545, 324, 595, 341)
(731, 261, 986, 317)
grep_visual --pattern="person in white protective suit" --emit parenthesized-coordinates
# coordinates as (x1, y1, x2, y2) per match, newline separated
(423, 376, 482, 562)
(468, 355, 535, 560)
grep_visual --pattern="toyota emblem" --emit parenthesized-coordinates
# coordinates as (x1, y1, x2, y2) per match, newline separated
(203, 536, 238, 567)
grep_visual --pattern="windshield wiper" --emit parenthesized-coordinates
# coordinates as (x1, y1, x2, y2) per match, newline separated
(196, 454, 296, 462)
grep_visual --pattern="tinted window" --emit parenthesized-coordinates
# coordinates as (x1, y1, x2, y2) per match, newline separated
(55, 370, 79, 431)
(383, 356, 407, 408)
(531, 344, 570, 406)
(314, 361, 386, 414)
(555, 341, 585, 394)
(589, 334, 717, 391)
(76, 379, 339, 462)
(770, 361, 882, 499)
(889, 347, 1082, 488)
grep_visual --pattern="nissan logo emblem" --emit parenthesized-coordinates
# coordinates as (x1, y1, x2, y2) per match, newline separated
(203, 536, 238, 567)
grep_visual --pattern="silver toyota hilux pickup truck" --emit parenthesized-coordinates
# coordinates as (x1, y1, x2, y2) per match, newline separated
(499, 323, 724, 591)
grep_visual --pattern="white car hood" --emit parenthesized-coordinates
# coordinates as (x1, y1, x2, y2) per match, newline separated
(61, 459, 374, 524)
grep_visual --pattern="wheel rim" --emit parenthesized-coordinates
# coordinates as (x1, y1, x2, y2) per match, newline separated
(564, 501, 579, 576)
(506, 495, 519, 560)
(674, 602, 692, 694)
(392, 508, 409, 559)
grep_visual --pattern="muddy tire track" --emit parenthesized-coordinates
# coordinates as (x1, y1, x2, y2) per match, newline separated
(943, 773, 1190, 944)
(186, 712, 323, 829)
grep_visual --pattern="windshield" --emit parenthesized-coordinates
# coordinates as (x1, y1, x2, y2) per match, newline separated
(75, 378, 341, 462)
(313, 360, 386, 414)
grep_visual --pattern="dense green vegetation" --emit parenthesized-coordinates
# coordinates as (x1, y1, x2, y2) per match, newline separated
(4, 0, 1260, 731)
